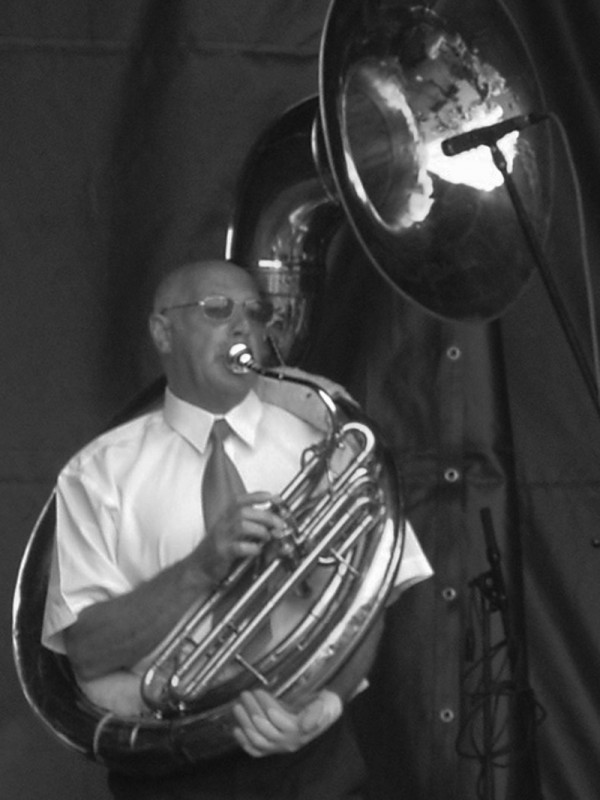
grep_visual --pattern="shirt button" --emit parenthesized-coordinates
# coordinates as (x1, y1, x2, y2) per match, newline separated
(440, 708, 455, 723)
(444, 467, 460, 483)
(441, 586, 457, 602)
(446, 346, 461, 360)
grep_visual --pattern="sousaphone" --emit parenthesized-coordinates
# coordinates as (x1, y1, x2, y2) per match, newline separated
(227, 0, 551, 365)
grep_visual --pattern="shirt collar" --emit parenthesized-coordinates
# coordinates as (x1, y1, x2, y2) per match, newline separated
(163, 388, 262, 453)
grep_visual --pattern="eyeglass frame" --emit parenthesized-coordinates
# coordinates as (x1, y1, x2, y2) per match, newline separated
(158, 294, 274, 325)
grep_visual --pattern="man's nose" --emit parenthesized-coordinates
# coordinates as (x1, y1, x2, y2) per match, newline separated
(229, 304, 252, 333)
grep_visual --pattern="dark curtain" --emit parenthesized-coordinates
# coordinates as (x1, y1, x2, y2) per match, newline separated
(2, 2, 600, 799)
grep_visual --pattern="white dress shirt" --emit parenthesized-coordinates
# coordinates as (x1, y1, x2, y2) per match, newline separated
(42, 384, 432, 658)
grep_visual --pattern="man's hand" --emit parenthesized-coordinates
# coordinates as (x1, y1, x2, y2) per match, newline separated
(232, 688, 342, 757)
(197, 491, 286, 583)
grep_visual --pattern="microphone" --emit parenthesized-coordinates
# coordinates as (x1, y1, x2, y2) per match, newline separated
(441, 112, 547, 156)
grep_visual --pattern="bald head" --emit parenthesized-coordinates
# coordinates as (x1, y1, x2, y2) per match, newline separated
(148, 260, 267, 412)
(152, 260, 257, 314)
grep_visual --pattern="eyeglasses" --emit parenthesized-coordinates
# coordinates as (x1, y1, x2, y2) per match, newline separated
(159, 295, 274, 324)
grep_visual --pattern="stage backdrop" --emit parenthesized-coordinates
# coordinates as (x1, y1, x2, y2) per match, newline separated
(2, 2, 600, 799)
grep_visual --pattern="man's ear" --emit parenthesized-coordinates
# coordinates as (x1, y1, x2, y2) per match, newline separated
(149, 312, 172, 355)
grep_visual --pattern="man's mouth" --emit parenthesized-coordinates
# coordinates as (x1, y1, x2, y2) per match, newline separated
(226, 342, 255, 375)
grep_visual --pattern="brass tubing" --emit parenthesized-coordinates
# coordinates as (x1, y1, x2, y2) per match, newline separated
(174, 472, 377, 701)
(169, 430, 374, 700)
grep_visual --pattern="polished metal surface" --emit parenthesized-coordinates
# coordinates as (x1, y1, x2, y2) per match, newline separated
(12, 370, 403, 775)
(229, 1, 550, 338)
(140, 351, 402, 739)
(319, 0, 551, 321)
(227, 97, 340, 364)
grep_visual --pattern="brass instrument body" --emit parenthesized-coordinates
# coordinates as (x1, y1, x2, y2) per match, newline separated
(141, 415, 390, 716)
(226, 96, 341, 365)
(229, 0, 550, 350)
(140, 353, 402, 725)
(12, 365, 403, 776)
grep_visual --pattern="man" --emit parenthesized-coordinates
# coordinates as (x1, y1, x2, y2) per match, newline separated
(42, 259, 432, 798)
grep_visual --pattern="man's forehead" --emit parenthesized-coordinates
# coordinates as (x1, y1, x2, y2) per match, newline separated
(187, 265, 258, 296)
(154, 261, 259, 310)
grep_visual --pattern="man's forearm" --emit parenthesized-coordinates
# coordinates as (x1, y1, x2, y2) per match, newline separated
(64, 550, 212, 680)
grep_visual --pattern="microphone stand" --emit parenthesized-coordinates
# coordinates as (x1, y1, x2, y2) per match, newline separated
(485, 148, 559, 800)
(451, 130, 563, 799)
(468, 509, 510, 800)
(466, 509, 544, 800)
(467, 569, 497, 800)
(489, 140, 600, 419)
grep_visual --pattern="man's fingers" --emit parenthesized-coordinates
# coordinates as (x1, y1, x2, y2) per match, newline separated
(299, 690, 343, 733)
(232, 690, 302, 755)
(232, 699, 291, 754)
(299, 696, 327, 732)
(236, 689, 295, 731)
(231, 690, 342, 757)
(265, 704, 297, 732)
(232, 725, 270, 757)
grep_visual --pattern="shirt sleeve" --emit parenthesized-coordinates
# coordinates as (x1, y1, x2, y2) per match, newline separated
(391, 519, 434, 600)
(41, 466, 132, 654)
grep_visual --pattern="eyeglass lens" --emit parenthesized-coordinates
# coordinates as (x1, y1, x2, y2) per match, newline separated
(201, 295, 272, 323)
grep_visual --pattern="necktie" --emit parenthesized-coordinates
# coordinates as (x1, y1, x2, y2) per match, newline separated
(202, 418, 246, 533)
(201, 418, 273, 664)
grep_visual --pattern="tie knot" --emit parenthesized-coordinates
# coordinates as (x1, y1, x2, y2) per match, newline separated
(211, 418, 232, 444)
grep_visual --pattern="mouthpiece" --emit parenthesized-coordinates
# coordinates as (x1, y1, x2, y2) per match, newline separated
(227, 343, 338, 427)
(227, 343, 256, 373)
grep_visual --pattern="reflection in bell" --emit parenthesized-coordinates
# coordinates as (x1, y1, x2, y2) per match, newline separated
(342, 58, 434, 231)
(229, 1, 551, 341)
(226, 98, 343, 365)
(254, 257, 316, 366)
(319, 0, 551, 322)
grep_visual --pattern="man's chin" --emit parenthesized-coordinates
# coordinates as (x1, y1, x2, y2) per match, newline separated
(221, 369, 257, 402)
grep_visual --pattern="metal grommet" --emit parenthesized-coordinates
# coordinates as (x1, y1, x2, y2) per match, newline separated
(441, 586, 457, 602)
(444, 467, 460, 483)
(440, 708, 455, 723)
(446, 346, 461, 361)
